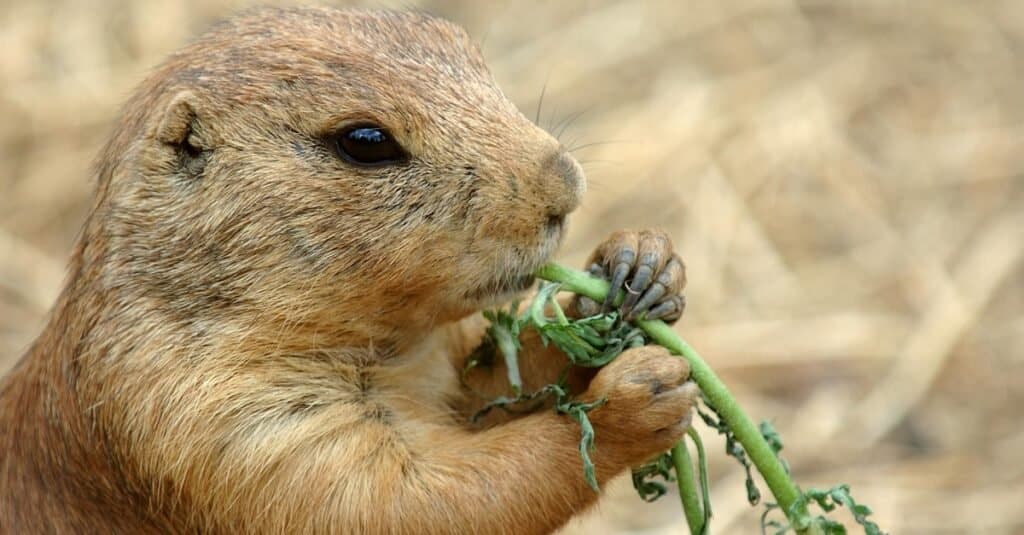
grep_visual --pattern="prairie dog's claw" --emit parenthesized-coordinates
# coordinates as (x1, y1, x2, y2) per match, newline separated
(576, 230, 687, 324)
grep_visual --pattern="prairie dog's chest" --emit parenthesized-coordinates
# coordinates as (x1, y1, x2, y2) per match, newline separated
(368, 331, 462, 424)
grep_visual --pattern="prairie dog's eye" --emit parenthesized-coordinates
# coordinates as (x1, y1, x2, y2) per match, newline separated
(331, 125, 407, 166)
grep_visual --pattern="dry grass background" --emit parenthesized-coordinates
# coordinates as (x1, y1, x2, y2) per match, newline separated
(2, 0, 1023, 533)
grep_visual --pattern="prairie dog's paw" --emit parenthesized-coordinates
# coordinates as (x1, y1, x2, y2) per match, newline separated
(584, 346, 698, 462)
(574, 229, 686, 323)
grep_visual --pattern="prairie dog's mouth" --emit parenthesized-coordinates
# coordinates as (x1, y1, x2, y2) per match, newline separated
(502, 273, 537, 294)
(545, 214, 565, 238)
(464, 216, 565, 303)
(466, 272, 536, 302)
(464, 248, 550, 303)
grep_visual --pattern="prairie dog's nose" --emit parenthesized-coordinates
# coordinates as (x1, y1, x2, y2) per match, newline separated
(543, 150, 587, 218)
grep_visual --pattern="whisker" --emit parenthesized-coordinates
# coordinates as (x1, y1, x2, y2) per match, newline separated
(534, 76, 550, 127)
(553, 105, 596, 141)
(543, 101, 560, 133)
(551, 110, 584, 141)
(567, 140, 625, 153)
(577, 159, 622, 167)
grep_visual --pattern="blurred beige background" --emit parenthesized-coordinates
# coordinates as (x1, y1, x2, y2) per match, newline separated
(2, 1, 1023, 533)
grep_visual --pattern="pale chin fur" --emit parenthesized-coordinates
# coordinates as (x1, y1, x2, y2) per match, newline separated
(470, 223, 565, 308)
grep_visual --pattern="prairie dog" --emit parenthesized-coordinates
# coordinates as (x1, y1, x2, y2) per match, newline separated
(0, 7, 693, 534)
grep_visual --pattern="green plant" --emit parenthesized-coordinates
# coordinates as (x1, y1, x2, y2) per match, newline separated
(470, 263, 885, 535)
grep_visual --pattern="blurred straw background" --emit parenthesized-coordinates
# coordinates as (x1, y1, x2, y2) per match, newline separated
(2, 0, 1023, 533)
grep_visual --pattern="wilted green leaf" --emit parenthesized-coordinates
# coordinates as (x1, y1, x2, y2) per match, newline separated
(631, 452, 675, 502)
(698, 404, 761, 505)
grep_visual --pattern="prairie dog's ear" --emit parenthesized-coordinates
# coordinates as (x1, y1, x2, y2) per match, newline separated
(148, 90, 212, 180)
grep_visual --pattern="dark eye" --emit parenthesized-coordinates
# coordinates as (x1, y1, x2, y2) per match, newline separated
(331, 125, 407, 166)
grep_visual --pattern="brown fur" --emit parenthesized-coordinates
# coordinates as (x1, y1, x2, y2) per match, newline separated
(0, 7, 693, 534)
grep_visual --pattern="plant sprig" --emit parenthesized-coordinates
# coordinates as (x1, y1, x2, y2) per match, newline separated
(469, 264, 884, 534)
(532, 263, 886, 535)
(762, 485, 885, 535)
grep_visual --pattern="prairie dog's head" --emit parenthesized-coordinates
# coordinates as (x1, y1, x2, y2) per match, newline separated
(94, 7, 584, 348)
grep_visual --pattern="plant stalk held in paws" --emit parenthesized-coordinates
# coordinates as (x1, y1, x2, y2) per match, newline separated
(479, 263, 885, 535)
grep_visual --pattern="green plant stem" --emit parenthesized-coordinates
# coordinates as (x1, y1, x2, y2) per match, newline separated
(535, 263, 820, 535)
(672, 440, 705, 535)
(687, 427, 712, 529)
(491, 321, 522, 395)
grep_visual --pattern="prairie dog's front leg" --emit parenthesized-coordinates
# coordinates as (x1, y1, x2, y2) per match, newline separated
(213, 346, 697, 534)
